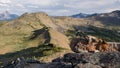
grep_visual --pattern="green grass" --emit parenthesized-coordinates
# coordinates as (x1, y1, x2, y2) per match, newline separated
(65, 29, 76, 39)
(86, 26, 120, 42)
(0, 43, 65, 65)
(66, 26, 120, 42)
(0, 26, 51, 53)
(0, 22, 5, 27)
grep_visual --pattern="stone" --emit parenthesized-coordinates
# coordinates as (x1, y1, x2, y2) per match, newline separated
(70, 35, 118, 53)
(74, 63, 102, 68)
(63, 52, 120, 68)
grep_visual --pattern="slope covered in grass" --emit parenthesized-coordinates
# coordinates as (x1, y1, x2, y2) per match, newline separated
(66, 26, 120, 42)
(0, 43, 67, 65)
(0, 12, 70, 54)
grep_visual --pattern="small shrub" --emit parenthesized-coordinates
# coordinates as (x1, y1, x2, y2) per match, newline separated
(43, 50, 53, 56)
(0, 62, 3, 66)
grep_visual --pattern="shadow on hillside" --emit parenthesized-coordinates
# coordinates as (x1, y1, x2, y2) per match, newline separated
(0, 43, 64, 65)
(93, 17, 120, 26)
(71, 25, 120, 42)
(30, 27, 50, 44)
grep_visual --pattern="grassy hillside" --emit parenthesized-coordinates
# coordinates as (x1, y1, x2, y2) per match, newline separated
(66, 26, 120, 42)
(0, 26, 70, 66)
(86, 26, 120, 42)
(0, 12, 70, 54)
(0, 43, 66, 65)
(0, 12, 120, 66)
(0, 13, 71, 66)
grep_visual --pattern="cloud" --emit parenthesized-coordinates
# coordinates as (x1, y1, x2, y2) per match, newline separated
(23, 0, 58, 7)
(27, 5, 39, 9)
(62, 0, 120, 14)
(0, 0, 11, 7)
(0, 0, 120, 16)
(15, 4, 25, 8)
(0, 3, 9, 7)
(0, 0, 11, 4)
(44, 9, 71, 16)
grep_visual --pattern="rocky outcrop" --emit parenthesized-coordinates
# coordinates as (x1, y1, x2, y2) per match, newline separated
(70, 35, 118, 53)
(3, 57, 70, 68)
(63, 52, 120, 68)
(74, 63, 101, 68)
(4, 52, 120, 68)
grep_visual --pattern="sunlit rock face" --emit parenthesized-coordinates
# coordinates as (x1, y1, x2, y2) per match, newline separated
(70, 35, 118, 53)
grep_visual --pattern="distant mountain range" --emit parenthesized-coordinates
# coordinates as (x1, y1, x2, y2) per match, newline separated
(71, 13, 89, 18)
(87, 10, 120, 26)
(71, 10, 120, 18)
(0, 11, 18, 21)
(71, 10, 120, 26)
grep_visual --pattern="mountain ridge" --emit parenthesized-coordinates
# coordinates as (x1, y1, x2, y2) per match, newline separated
(0, 10, 120, 66)
(0, 11, 18, 21)
(0, 11, 119, 54)
(71, 13, 89, 18)
(71, 10, 120, 18)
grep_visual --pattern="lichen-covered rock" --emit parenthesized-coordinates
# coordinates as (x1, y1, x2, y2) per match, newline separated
(63, 52, 120, 68)
(3, 52, 120, 68)
(74, 63, 101, 68)
(70, 37, 89, 53)
(24, 62, 71, 68)
(70, 35, 117, 53)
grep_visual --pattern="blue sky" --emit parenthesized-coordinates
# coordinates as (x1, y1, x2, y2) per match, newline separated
(0, 0, 120, 16)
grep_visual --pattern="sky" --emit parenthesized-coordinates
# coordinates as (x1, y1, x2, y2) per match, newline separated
(0, 0, 120, 16)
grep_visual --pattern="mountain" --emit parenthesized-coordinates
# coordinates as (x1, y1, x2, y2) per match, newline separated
(0, 12, 101, 63)
(0, 11, 120, 66)
(87, 10, 120, 26)
(0, 12, 71, 54)
(71, 10, 120, 25)
(0, 11, 119, 54)
(88, 10, 120, 18)
(0, 11, 18, 21)
(71, 13, 89, 18)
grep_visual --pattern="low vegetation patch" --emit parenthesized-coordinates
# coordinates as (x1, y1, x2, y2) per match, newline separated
(0, 43, 65, 66)
(66, 26, 120, 42)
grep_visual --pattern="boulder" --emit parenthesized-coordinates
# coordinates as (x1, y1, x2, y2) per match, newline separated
(74, 63, 101, 68)
(70, 35, 117, 53)
(63, 52, 120, 68)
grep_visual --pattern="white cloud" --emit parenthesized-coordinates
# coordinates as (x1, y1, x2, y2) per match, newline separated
(0, 0, 11, 4)
(15, 4, 25, 8)
(27, 5, 39, 9)
(24, 0, 59, 7)
(62, 0, 120, 14)
(105, 8, 120, 12)
(64, 0, 114, 9)
(0, 3, 9, 7)
(0, 0, 120, 15)
(48, 9, 71, 16)
(0, 0, 11, 7)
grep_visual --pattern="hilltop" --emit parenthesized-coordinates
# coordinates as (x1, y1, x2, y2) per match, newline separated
(0, 11, 120, 66)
